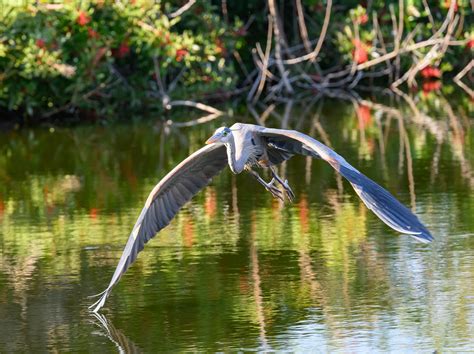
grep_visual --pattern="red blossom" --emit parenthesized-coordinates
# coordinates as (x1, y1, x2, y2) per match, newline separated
(36, 39, 46, 49)
(422, 80, 441, 94)
(112, 41, 130, 58)
(443, 0, 458, 12)
(467, 39, 474, 49)
(118, 42, 130, 56)
(76, 11, 90, 26)
(352, 39, 368, 64)
(175, 48, 188, 62)
(420, 66, 441, 79)
(87, 27, 99, 39)
(357, 13, 368, 25)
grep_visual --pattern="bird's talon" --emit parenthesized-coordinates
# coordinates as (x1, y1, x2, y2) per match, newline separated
(287, 192, 294, 203)
(279, 179, 295, 202)
(272, 191, 284, 202)
(265, 184, 284, 201)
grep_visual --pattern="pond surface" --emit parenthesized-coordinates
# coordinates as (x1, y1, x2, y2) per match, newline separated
(0, 96, 473, 352)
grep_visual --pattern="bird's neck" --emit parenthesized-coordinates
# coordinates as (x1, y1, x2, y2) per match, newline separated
(225, 135, 239, 174)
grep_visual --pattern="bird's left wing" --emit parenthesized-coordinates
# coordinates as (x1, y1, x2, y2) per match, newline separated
(260, 128, 433, 243)
(90, 143, 228, 312)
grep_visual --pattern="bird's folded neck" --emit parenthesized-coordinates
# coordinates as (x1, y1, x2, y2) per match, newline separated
(225, 135, 239, 174)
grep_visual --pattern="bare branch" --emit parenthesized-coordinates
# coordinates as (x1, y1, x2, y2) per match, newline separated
(356, 38, 466, 71)
(284, 0, 332, 65)
(454, 60, 474, 98)
(251, 16, 274, 103)
(268, 0, 293, 93)
(295, 0, 311, 55)
(167, 100, 224, 115)
(169, 0, 196, 18)
(166, 112, 222, 127)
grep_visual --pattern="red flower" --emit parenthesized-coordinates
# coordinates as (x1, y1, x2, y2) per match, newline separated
(36, 39, 46, 49)
(112, 41, 130, 58)
(467, 39, 474, 49)
(443, 0, 458, 12)
(87, 27, 99, 39)
(357, 13, 369, 25)
(76, 11, 90, 26)
(422, 80, 441, 94)
(420, 66, 441, 79)
(352, 39, 368, 64)
(175, 48, 188, 62)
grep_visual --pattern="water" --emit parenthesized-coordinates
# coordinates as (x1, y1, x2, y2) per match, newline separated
(0, 97, 473, 352)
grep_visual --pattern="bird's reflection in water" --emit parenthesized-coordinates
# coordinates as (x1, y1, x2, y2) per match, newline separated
(90, 312, 142, 354)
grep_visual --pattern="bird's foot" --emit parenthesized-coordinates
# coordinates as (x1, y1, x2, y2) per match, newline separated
(281, 179, 295, 202)
(270, 168, 295, 202)
(264, 178, 284, 202)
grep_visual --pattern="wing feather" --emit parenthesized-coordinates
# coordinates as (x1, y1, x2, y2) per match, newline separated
(260, 128, 433, 243)
(90, 144, 228, 312)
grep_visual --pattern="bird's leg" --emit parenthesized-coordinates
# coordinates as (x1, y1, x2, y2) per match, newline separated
(269, 167, 295, 202)
(247, 169, 284, 202)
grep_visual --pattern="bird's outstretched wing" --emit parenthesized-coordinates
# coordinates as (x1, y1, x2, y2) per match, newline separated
(90, 144, 228, 312)
(260, 128, 433, 243)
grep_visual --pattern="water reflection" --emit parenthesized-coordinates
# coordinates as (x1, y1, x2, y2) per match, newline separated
(91, 312, 142, 353)
(0, 91, 473, 351)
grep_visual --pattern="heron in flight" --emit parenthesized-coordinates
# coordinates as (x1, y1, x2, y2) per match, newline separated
(90, 123, 432, 312)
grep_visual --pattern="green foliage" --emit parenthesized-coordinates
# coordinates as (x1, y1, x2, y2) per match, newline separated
(0, 1, 471, 122)
(0, 1, 241, 119)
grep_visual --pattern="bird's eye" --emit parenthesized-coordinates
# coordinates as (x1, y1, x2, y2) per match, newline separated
(222, 131, 228, 136)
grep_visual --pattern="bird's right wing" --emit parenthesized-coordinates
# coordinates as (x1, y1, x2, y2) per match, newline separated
(260, 128, 433, 243)
(90, 143, 228, 312)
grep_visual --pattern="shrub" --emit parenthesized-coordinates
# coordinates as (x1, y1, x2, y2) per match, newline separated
(0, 1, 242, 120)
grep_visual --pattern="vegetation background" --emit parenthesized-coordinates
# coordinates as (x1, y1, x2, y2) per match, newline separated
(0, 0, 472, 126)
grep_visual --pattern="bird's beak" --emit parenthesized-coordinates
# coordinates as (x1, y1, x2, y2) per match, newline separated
(205, 134, 220, 145)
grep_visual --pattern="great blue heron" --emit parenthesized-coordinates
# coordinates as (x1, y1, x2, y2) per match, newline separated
(90, 122, 432, 312)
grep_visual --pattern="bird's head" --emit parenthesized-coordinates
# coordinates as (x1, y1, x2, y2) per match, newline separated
(205, 126, 233, 144)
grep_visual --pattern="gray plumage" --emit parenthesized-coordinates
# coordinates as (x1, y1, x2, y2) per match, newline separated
(90, 123, 432, 313)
